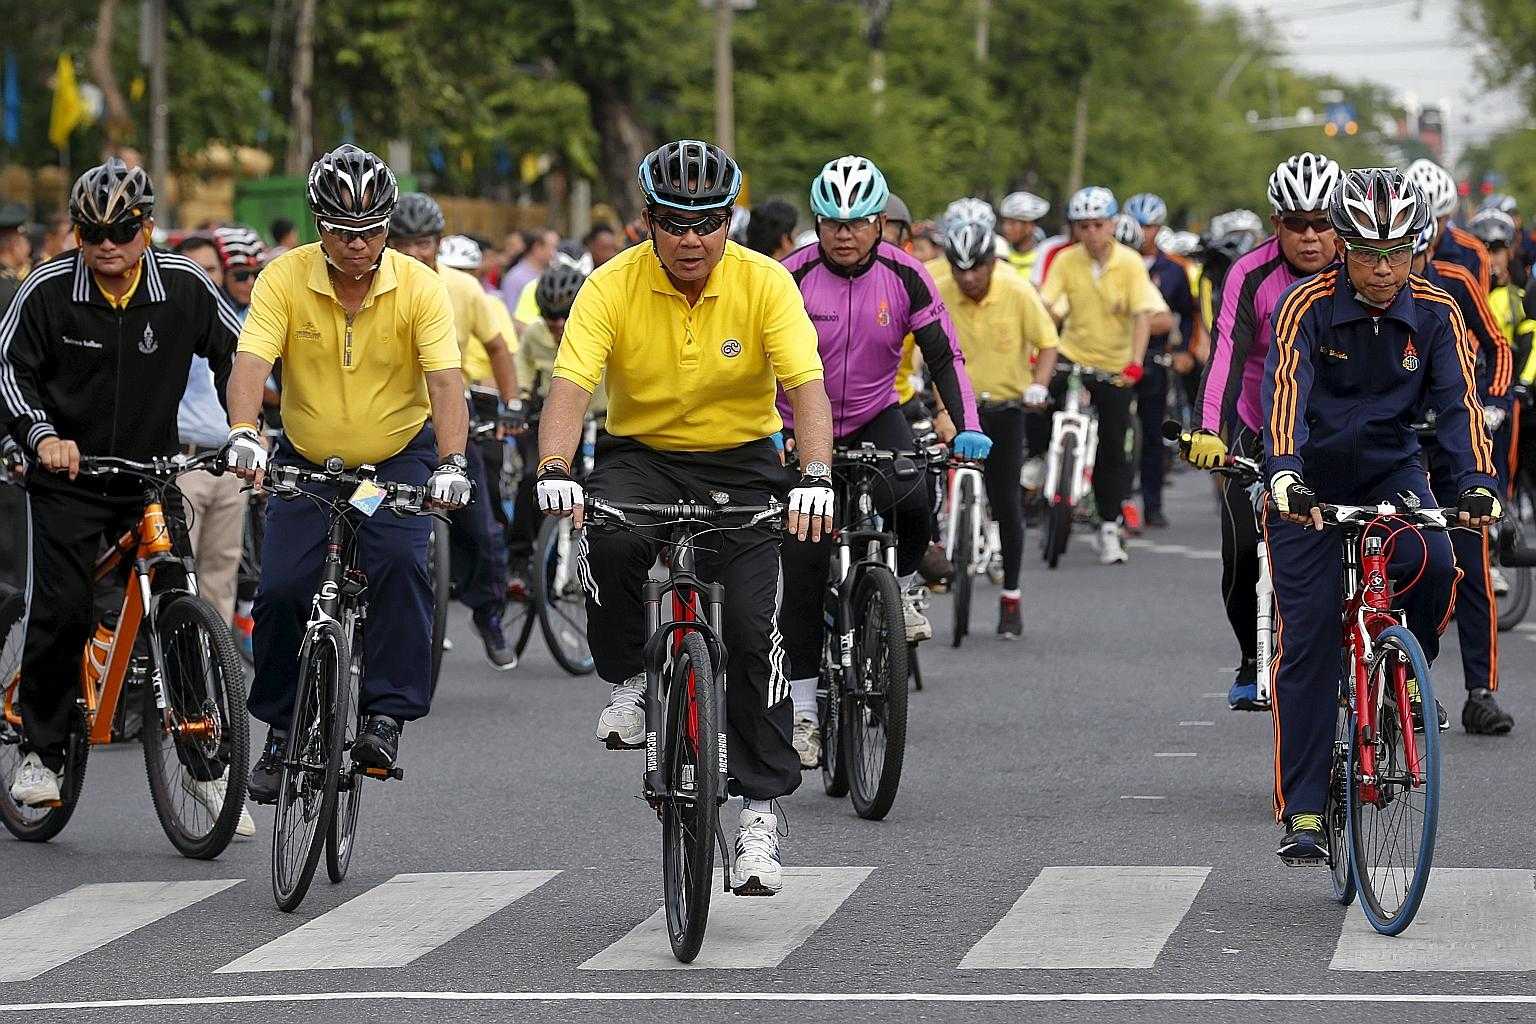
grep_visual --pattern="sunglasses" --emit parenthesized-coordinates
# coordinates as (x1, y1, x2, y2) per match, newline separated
(816, 214, 880, 232)
(319, 219, 389, 243)
(647, 209, 730, 238)
(76, 220, 144, 246)
(1344, 241, 1414, 268)
(229, 268, 260, 283)
(1278, 215, 1335, 235)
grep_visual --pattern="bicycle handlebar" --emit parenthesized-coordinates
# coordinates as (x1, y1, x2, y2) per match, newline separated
(263, 462, 438, 517)
(585, 497, 784, 529)
(77, 451, 224, 479)
(1318, 504, 1453, 531)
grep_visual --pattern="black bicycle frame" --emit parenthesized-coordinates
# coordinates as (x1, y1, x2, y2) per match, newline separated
(827, 455, 902, 682)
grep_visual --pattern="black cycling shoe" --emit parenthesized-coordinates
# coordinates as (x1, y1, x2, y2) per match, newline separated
(1406, 678, 1449, 733)
(1277, 813, 1329, 865)
(1145, 511, 1170, 529)
(1462, 688, 1514, 735)
(473, 607, 517, 671)
(351, 715, 402, 769)
(247, 729, 286, 805)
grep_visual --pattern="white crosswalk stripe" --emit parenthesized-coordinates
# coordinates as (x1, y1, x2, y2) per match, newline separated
(0, 879, 241, 983)
(960, 866, 1211, 970)
(580, 866, 874, 970)
(216, 871, 559, 973)
(1330, 868, 1536, 972)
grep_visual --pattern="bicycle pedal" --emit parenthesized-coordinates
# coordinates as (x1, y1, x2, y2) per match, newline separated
(34, 799, 63, 809)
(1279, 854, 1328, 868)
(604, 736, 645, 750)
(354, 764, 404, 781)
(731, 879, 781, 897)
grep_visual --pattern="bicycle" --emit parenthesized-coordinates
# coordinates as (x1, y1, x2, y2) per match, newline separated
(1040, 362, 1115, 568)
(0, 454, 249, 859)
(814, 445, 914, 821)
(583, 497, 783, 963)
(261, 459, 445, 912)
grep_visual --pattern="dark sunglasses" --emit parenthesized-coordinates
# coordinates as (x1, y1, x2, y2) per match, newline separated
(648, 209, 730, 238)
(229, 268, 260, 283)
(76, 220, 144, 246)
(1278, 215, 1335, 235)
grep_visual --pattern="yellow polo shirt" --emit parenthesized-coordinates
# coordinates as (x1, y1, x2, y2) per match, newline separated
(442, 266, 516, 386)
(238, 243, 461, 466)
(1039, 242, 1165, 373)
(553, 241, 822, 451)
(938, 269, 1059, 401)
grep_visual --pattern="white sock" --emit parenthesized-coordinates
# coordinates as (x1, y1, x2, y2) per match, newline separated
(1002, 589, 1021, 600)
(743, 797, 773, 815)
(789, 676, 818, 719)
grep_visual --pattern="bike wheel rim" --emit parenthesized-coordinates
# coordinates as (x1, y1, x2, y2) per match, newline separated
(849, 582, 891, 796)
(273, 641, 336, 898)
(147, 615, 231, 842)
(662, 660, 709, 947)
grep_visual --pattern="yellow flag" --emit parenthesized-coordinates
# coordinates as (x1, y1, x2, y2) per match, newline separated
(48, 54, 85, 150)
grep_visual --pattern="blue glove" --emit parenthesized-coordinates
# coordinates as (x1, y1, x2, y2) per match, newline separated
(953, 430, 993, 460)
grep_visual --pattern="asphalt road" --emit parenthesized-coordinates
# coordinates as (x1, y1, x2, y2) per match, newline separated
(4, 466, 1535, 1024)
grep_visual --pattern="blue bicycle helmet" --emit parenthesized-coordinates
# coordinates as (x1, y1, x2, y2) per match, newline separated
(1123, 193, 1168, 227)
(810, 155, 889, 219)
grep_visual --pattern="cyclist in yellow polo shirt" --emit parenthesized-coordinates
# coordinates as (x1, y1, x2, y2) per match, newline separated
(535, 140, 833, 898)
(1038, 186, 1165, 565)
(223, 144, 470, 798)
(937, 205, 1058, 636)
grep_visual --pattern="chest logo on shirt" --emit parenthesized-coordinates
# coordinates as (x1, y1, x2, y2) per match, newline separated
(1401, 339, 1419, 372)
(296, 320, 322, 344)
(138, 323, 157, 355)
(721, 338, 742, 358)
(876, 298, 891, 327)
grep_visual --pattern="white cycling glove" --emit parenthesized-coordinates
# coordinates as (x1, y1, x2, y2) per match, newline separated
(224, 427, 267, 477)
(536, 466, 585, 518)
(1023, 383, 1050, 407)
(428, 459, 472, 509)
(1484, 405, 1508, 433)
(787, 475, 835, 522)
(1270, 470, 1319, 519)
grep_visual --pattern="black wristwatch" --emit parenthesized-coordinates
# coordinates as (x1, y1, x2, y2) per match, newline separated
(440, 452, 469, 473)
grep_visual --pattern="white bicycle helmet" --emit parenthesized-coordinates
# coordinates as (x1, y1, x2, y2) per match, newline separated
(1113, 214, 1144, 250)
(1411, 219, 1436, 257)
(943, 212, 996, 271)
(999, 190, 1049, 223)
(1328, 167, 1432, 242)
(1405, 158, 1457, 218)
(943, 197, 996, 234)
(1164, 230, 1201, 257)
(1267, 152, 1341, 214)
(1209, 208, 1265, 239)
(1067, 186, 1117, 222)
(438, 234, 482, 270)
(810, 155, 889, 219)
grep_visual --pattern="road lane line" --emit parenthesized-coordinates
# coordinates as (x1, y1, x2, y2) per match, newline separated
(1154, 752, 1198, 757)
(0, 879, 241, 983)
(217, 871, 559, 973)
(1330, 868, 1536, 971)
(580, 867, 874, 970)
(959, 866, 1210, 969)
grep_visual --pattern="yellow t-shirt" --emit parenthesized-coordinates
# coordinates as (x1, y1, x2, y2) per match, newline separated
(238, 243, 461, 466)
(514, 277, 540, 326)
(553, 241, 823, 451)
(450, 273, 517, 386)
(894, 335, 918, 404)
(1039, 242, 1165, 373)
(937, 268, 1059, 402)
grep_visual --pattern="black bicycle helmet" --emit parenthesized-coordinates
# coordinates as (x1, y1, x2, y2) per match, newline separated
(1327, 167, 1430, 242)
(535, 262, 587, 319)
(389, 192, 445, 238)
(69, 158, 154, 226)
(637, 139, 742, 212)
(307, 144, 398, 228)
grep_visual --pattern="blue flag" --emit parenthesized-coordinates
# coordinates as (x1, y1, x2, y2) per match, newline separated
(2, 50, 19, 147)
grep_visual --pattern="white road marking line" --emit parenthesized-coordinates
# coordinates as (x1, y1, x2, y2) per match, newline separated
(0, 879, 241, 983)
(1330, 868, 1536, 971)
(959, 866, 1211, 969)
(1179, 721, 1215, 727)
(1513, 622, 1536, 633)
(1119, 795, 1166, 801)
(1186, 550, 1222, 560)
(216, 871, 559, 973)
(18, 991, 1536, 1013)
(580, 867, 874, 970)
(1154, 752, 1199, 757)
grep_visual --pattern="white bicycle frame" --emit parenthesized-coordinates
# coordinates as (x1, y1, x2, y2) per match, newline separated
(1041, 369, 1099, 509)
(1255, 533, 1274, 706)
(942, 464, 996, 575)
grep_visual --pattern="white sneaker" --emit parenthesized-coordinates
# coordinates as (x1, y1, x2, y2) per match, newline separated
(1490, 566, 1511, 596)
(903, 589, 933, 643)
(595, 674, 646, 747)
(9, 752, 61, 807)
(180, 770, 257, 838)
(791, 713, 821, 769)
(1099, 521, 1128, 565)
(731, 808, 783, 895)
(1020, 456, 1045, 492)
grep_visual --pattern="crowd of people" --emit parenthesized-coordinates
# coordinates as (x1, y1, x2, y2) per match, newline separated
(2, 137, 1534, 893)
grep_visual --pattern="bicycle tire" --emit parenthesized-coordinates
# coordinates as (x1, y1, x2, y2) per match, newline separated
(844, 567, 910, 821)
(1348, 625, 1439, 935)
(1327, 682, 1356, 906)
(533, 518, 595, 675)
(0, 683, 87, 843)
(1044, 445, 1076, 570)
(661, 630, 718, 963)
(141, 595, 250, 860)
(428, 518, 450, 696)
(820, 605, 849, 797)
(1497, 479, 1534, 630)
(272, 621, 347, 912)
(951, 475, 975, 648)
(327, 623, 364, 883)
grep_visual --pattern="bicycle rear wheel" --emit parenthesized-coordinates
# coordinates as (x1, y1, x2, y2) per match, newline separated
(661, 631, 718, 963)
(1497, 478, 1534, 630)
(327, 623, 364, 883)
(820, 604, 849, 797)
(1043, 445, 1076, 570)
(533, 518, 594, 675)
(272, 621, 347, 912)
(428, 519, 450, 696)
(951, 476, 975, 647)
(0, 679, 87, 843)
(141, 594, 250, 860)
(844, 567, 910, 820)
(1348, 625, 1439, 935)
(1328, 683, 1356, 906)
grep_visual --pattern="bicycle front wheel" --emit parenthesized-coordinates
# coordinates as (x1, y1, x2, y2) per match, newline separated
(951, 475, 975, 648)
(0, 679, 87, 843)
(142, 594, 250, 860)
(1349, 625, 1439, 935)
(273, 621, 347, 912)
(327, 625, 364, 883)
(661, 631, 718, 963)
(820, 606, 849, 797)
(533, 518, 594, 675)
(1328, 682, 1356, 906)
(428, 519, 450, 696)
(844, 567, 910, 820)
(1497, 479, 1534, 630)
(1043, 444, 1076, 570)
